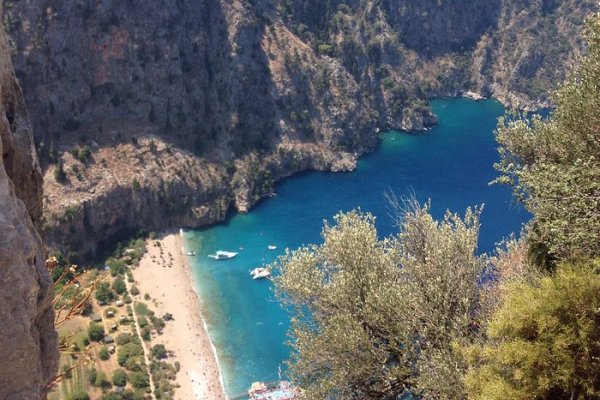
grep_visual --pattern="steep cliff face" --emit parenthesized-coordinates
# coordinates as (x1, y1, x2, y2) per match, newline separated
(1, 0, 596, 257)
(0, 4, 57, 397)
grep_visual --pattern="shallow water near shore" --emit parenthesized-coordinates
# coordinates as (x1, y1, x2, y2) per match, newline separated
(183, 98, 530, 397)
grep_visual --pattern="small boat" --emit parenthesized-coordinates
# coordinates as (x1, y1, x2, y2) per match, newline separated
(248, 381, 298, 399)
(186, 251, 196, 256)
(268, 245, 277, 250)
(250, 267, 271, 280)
(208, 250, 238, 260)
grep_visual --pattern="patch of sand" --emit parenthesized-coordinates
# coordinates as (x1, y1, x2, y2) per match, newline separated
(133, 232, 226, 400)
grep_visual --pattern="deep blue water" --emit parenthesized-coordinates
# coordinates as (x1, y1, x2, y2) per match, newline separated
(182, 98, 530, 397)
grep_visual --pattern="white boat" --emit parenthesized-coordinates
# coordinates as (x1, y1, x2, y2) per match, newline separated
(268, 245, 277, 250)
(208, 251, 238, 260)
(248, 381, 297, 399)
(250, 267, 271, 280)
(187, 251, 196, 256)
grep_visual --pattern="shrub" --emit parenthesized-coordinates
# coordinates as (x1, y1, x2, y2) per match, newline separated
(95, 282, 115, 303)
(116, 333, 132, 345)
(317, 43, 334, 56)
(88, 368, 97, 384)
(107, 258, 126, 276)
(151, 344, 167, 359)
(77, 145, 92, 162)
(124, 357, 143, 372)
(98, 346, 110, 361)
(88, 322, 105, 342)
(112, 369, 127, 387)
(141, 326, 151, 341)
(94, 371, 110, 388)
(138, 316, 148, 328)
(112, 277, 127, 295)
(151, 316, 165, 333)
(117, 342, 144, 366)
(71, 392, 90, 400)
(135, 302, 150, 316)
(464, 262, 600, 399)
(54, 160, 66, 181)
(129, 371, 150, 388)
(130, 285, 140, 296)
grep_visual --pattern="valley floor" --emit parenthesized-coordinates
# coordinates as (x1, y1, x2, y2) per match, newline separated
(133, 233, 226, 400)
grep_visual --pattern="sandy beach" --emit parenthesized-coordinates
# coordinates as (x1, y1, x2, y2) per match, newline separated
(133, 232, 227, 400)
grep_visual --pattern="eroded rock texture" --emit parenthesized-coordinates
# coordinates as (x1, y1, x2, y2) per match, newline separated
(0, 3, 57, 397)
(1, 0, 596, 258)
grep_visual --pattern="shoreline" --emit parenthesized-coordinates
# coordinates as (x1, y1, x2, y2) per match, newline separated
(177, 230, 228, 397)
(133, 231, 227, 400)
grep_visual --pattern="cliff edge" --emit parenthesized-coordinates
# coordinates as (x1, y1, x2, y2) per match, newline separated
(0, 3, 58, 397)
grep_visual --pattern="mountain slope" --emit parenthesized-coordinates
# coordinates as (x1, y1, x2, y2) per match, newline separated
(2, 0, 596, 257)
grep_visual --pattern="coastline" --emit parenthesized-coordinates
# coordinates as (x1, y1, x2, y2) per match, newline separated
(133, 231, 227, 400)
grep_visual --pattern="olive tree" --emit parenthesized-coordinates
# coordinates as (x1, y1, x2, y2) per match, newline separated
(494, 13, 600, 264)
(273, 200, 487, 399)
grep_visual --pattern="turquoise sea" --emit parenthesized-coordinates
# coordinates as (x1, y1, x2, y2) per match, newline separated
(182, 98, 530, 397)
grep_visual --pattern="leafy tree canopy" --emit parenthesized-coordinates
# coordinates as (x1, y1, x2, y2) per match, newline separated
(464, 261, 600, 400)
(273, 201, 486, 399)
(494, 13, 600, 264)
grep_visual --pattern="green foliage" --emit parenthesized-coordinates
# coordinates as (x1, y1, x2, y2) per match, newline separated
(132, 178, 141, 191)
(151, 360, 178, 400)
(135, 302, 150, 316)
(141, 326, 151, 341)
(317, 43, 334, 56)
(87, 368, 97, 385)
(130, 285, 140, 296)
(464, 261, 600, 400)
(112, 276, 127, 295)
(129, 371, 150, 388)
(77, 145, 92, 162)
(101, 390, 145, 400)
(494, 12, 600, 264)
(137, 316, 148, 328)
(98, 346, 110, 360)
(117, 342, 145, 367)
(71, 392, 90, 400)
(116, 333, 132, 345)
(93, 371, 110, 388)
(107, 258, 126, 276)
(150, 315, 165, 333)
(95, 282, 116, 303)
(151, 344, 167, 360)
(54, 160, 66, 181)
(87, 322, 105, 342)
(112, 369, 128, 387)
(273, 201, 486, 399)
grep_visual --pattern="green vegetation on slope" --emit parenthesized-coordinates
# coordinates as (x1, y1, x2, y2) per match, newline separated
(494, 13, 600, 265)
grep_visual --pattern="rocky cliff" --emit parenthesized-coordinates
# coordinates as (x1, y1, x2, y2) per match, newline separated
(0, 3, 57, 397)
(1, 0, 596, 257)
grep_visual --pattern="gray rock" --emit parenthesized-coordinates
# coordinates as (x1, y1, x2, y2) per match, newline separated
(0, 3, 58, 397)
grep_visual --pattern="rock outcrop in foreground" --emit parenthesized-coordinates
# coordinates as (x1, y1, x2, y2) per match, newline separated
(0, 3, 57, 397)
